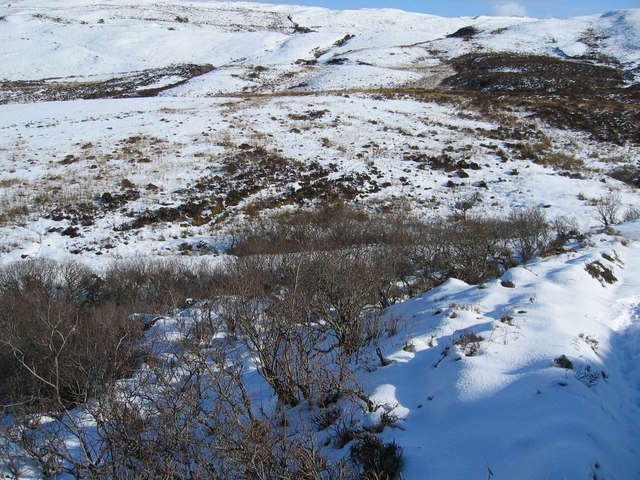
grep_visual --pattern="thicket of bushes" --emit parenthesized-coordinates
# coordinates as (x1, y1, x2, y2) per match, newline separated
(0, 260, 141, 412)
(230, 204, 569, 286)
(0, 205, 572, 479)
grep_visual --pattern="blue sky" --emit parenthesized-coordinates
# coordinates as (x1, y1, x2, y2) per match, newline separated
(256, 1, 640, 18)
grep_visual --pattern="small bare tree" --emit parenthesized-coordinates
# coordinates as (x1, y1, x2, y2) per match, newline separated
(508, 207, 550, 263)
(451, 191, 482, 222)
(594, 192, 621, 227)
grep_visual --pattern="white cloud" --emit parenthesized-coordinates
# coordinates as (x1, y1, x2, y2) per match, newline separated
(492, 2, 528, 16)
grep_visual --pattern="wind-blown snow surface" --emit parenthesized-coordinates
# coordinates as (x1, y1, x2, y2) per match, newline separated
(363, 227, 640, 478)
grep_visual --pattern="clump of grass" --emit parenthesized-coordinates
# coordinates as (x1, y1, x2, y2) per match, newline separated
(454, 331, 484, 356)
(585, 260, 617, 285)
(350, 433, 403, 480)
(554, 354, 573, 369)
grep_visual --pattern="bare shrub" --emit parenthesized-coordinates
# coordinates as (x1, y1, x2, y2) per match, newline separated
(623, 205, 640, 222)
(508, 207, 550, 263)
(575, 365, 606, 388)
(302, 250, 385, 356)
(554, 354, 573, 369)
(102, 258, 223, 313)
(3, 313, 353, 479)
(594, 193, 621, 227)
(544, 216, 581, 255)
(1, 252, 373, 478)
(350, 433, 403, 480)
(419, 214, 518, 286)
(229, 204, 416, 257)
(450, 191, 482, 221)
(412, 217, 511, 285)
(231, 203, 555, 292)
(0, 259, 144, 412)
(585, 260, 617, 285)
(221, 252, 372, 407)
(220, 256, 303, 406)
(608, 164, 640, 188)
(228, 205, 421, 309)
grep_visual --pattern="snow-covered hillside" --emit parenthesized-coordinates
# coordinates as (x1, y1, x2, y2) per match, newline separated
(371, 227, 640, 478)
(1, 91, 638, 266)
(1, 1, 639, 93)
(1, 1, 640, 479)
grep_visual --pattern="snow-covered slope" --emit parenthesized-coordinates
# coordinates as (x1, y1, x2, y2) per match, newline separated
(6, 221, 640, 479)
(0, 92, 638, 266)
(0, 1, 639, 263)
(368, 227, 640, 478)
(0, 1, 638, 262)
(1, 1, 638, 92)
(1, 2, 640, 478)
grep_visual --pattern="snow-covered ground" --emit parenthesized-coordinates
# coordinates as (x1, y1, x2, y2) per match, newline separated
(369, 226, 640, 478)
(0, 92, 638, 267)
(1, 1, 639, 91)
(5, 222, 640, 479)
(142, 222, 640, 479)
(1, 1, 640, 478)
(1, 0, 638, 266)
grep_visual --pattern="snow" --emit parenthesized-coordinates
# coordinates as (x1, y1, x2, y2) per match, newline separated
(9, 225, 639, 478)
(1, 1, 640, 478)
(303, 64, 422, 90)
(2, 88, 637, 266)
(364, 227, 640, 478)
(31, 224, 636, 479)
(2, 1, 638, 86)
